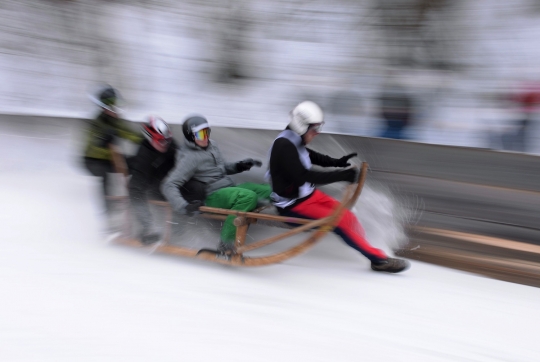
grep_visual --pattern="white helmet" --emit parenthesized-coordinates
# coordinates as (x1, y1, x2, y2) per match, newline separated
(288, 101, 324, 135)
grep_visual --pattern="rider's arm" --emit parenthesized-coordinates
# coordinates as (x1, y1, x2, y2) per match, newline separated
(306, 148, 341, 167)
(210, 141, 239, 175)
(272, 138, 354, 185)
(161, 151, 197, 213)
(83, 119, 115, 159)
(224, 161, 239, 175)
(116, 119, 143, 144)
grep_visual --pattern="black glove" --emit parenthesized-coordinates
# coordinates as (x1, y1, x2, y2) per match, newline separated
(99, 127, 117, 148)
(340, 168, 359, 183)
(185, 200, 203, 216)
(180, 179, 207, 204)
(236, 158, 263, 172)
(335, 153, 357, 167)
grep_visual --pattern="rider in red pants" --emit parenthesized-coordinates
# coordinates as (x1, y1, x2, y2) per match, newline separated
(267, 101, 410, 273)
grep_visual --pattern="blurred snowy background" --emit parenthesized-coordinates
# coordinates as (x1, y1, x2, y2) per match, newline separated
(1, 2, 540, 361)
(1, 0, 540, 152)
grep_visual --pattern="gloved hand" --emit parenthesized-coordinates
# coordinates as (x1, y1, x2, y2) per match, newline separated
(236, 158, 263, 172)
(340, 167, 359, 183)
(175, 200, 203, 216)
(335, 153, 357, 167)
(99, 127, 118, 148)
(185, 200, 203, 216)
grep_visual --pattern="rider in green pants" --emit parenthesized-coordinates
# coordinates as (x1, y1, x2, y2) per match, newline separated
(161, 115, 271, 255)
(205, 182, 272, 243)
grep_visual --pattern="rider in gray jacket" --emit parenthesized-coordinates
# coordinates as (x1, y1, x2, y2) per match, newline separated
(161, 133, 239, 214)
(161, 115, 270, 256)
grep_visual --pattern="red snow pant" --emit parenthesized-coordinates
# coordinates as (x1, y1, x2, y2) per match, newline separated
(279, 190, 388, 262)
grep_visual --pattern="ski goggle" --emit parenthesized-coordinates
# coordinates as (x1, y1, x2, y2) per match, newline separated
(308, 122, 324, 133)
(193, 128, 210, 141)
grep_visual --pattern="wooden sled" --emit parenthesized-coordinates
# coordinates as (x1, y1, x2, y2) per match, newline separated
(109, 148, 368, 266)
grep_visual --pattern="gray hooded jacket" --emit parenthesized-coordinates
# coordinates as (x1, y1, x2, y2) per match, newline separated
(161, 139, 239, 212)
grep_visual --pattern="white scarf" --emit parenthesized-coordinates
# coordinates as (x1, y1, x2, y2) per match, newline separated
(266, 130, 315, 208)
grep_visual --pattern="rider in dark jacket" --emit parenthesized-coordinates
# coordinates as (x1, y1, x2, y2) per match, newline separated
(129, 116, 177, 244)
(268, 101, 410, 273)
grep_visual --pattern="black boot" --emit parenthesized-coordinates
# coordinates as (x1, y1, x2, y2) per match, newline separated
(140, 232, 161, 245)
(197, 240, 236, 260)
(217, 241, 236, 255)
(371, 258, 410, 273)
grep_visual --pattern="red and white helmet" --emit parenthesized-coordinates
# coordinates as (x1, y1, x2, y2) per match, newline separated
(142, 115, 173, 151)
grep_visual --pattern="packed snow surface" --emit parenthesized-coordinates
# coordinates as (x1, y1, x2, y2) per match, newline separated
(1, 124, 539, 362)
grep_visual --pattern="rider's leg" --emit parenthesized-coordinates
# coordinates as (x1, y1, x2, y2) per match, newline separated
(84, 158, 114, 211)
(280, 190, 388, 263)
(236, 183, 272, 200)
(205, 187, 258, 245)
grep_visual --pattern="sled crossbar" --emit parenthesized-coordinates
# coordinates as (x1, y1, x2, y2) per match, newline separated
(198, 206, 318, 225)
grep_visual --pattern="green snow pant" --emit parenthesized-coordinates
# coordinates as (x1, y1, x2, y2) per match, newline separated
(204, 183, 272, 244)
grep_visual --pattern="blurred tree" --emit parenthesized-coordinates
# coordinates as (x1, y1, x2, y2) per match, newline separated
(377, 83, 415, 139)
(373, 0, 460, 70)
(210, 0, 251, 83)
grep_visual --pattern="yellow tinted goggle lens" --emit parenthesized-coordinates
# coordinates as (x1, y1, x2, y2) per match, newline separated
(194, 129, 209, 140)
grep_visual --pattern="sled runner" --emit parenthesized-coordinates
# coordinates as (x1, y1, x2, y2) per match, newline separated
(110, 154, 368, 266)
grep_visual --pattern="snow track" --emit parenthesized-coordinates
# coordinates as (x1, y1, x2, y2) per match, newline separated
(1, 118, 539, 361)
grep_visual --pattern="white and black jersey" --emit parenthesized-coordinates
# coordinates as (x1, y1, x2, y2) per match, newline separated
(268, 129, 355, 208)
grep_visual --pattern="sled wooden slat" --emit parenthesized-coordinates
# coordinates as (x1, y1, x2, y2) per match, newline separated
(198, 206, 316, 225)
(157, 243, 200, 258)
(237, 216, 332, 253)
(199, 214, 228, 222)
(346, 162, 368, 209)
(235, 217, 249, 249)
(114, 238, 199, 257)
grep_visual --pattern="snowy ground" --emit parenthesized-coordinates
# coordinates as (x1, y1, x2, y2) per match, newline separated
(1, 121, 540, 362)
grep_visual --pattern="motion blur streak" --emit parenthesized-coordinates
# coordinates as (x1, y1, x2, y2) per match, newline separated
(1, 0, 540, 360)
(1, 1, 540, 152)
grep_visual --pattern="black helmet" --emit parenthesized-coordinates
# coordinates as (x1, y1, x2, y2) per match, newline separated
(182, 115, 210, 143)
(99, 86, 118, 106)
(89, 84, 120, 112)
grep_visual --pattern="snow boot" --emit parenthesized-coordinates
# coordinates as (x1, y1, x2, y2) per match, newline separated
(140, 232, 161, 245)
(217, 240, 237, 256)
(196, 240, 236, 261)
(371, 257, 410, 273)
